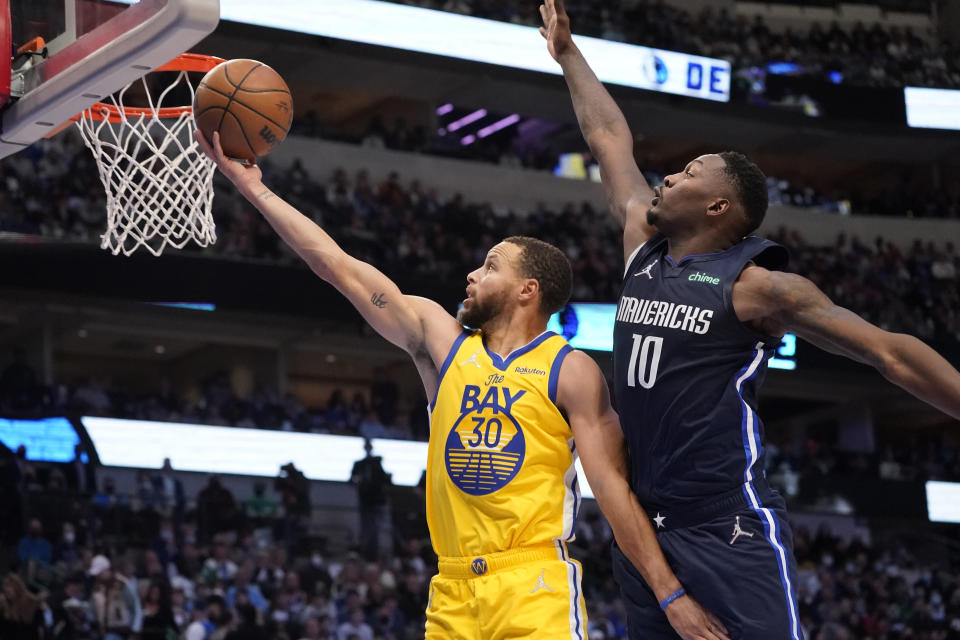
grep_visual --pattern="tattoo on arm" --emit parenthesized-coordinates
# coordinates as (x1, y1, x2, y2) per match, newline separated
(256, 189, 275, 201)
(371, 293, 388, 309)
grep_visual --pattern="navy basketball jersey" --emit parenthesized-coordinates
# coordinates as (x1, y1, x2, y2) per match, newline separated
(614, 234, 789, 509)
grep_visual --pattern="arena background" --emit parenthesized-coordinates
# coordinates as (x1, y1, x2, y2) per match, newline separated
(0, 0, 959, 638)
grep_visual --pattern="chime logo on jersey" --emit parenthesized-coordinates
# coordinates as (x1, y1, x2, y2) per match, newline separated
(445, 384, 527, 496)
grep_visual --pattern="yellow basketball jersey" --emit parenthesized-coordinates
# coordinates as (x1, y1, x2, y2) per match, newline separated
(426, 330, 580, 558)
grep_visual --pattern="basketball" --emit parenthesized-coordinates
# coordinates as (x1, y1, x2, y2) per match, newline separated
(193, 59, 293, 162)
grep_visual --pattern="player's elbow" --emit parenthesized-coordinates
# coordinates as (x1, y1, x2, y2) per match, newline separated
(306, 248, 347, 283)
(876, 333, 917, 383)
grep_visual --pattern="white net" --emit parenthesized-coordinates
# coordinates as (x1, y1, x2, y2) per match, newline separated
(75, 68, 216, 257)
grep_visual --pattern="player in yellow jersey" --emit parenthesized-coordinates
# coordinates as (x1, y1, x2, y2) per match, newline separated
(197, 131, 729, 640)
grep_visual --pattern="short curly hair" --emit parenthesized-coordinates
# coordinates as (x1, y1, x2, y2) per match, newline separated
(718, 151, 768, 235)
(504, 236, 572, 317)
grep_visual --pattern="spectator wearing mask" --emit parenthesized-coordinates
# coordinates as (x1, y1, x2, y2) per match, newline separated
(55, 522, 82, 567)
(89, 554, 142, 640)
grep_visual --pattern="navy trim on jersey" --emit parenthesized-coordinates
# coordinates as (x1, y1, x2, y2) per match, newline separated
(570, 559, 584, 640)
(566, 440, 581, 541)
(661, 235, 784, 268)
(482, 330, 556, 371)
(548, 344, 574, 405)
(736, 343, 801, 640)
(429, 331, 470, 411)
(663, 241, 743, 266)
(556, 541, 584, 640)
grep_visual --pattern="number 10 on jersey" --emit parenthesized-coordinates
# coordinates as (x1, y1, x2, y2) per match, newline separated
(627, 334, 664, 389)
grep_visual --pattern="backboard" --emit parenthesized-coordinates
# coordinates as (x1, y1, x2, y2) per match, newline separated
(1, 0, 220, 160)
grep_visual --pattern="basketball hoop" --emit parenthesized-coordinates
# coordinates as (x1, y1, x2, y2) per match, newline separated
(74, 53, 225, 257)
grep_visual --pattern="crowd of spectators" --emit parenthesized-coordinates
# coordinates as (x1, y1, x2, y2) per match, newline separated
(768, 228, 960, 346)
(765, 434, 960, 514)
(792, 525, 960, 638)
(387, 0, 960, 90)
(2, 438, 958, 640)
(0, 355, 430, 442)
(3, 131, 959, 293)
(0, 441, 437, 640)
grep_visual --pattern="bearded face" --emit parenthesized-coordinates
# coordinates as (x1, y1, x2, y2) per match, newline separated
(457, 287, 509, 329)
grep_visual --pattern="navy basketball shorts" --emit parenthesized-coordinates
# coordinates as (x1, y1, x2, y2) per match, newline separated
(613, 488, 803, 640)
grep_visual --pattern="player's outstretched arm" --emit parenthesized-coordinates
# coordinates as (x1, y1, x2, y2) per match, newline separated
(734, 266, 960, 420)
(557, 351, 730, 640)
(195, 131, 461, 374)
(540, 0, 655, 260)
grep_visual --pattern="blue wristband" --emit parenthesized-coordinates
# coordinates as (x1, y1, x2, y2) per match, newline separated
(659, 588, 686, 611)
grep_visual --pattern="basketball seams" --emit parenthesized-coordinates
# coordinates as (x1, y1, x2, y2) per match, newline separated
(222, 60, 261, 90)
(221, 110, 258, 160)
(215, 63, 264, 136)
(195, 106, 229, 123)
(219, 98, 292, 134)
(196, 59, 292, 160)
(196, 83, 291, 133)
(221, 61, 292, 95)
(197, 82, 291, 99)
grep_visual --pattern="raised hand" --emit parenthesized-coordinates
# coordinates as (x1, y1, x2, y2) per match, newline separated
(194, 130, 263, 190)
(664, 594, 731, 640)
(539, 0, 575, 62)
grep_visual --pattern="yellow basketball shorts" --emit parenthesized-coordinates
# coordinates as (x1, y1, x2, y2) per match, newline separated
(425, 541, 588, 640)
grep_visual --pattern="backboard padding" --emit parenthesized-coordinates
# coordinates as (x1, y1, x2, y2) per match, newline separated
(0, 0, 219, 159)
(1, 0, 11, 111)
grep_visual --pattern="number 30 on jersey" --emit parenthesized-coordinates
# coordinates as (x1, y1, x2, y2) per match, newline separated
(627, 333, 663, 389)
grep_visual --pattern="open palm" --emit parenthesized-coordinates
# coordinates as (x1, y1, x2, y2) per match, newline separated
(194, 130, 263, 190)
(539, 0, 574, 62)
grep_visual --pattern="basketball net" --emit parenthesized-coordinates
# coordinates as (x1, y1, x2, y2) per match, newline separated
(74, 55, 223, 257)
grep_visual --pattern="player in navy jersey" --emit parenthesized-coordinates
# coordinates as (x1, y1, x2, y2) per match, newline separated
(541, 1, 960, 638)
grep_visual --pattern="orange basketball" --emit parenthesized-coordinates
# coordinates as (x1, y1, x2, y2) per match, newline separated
(193, 59, 293, 162)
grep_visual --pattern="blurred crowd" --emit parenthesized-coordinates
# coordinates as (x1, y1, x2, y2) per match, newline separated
(2, 439, 958, 640)
(792, 525, 960, 639)
(4, 340, 960, 495)
(388, 0, 960, 89)
(765, 434, 960, 515)
(0, 354, 430, 441)
(0, 440, 437, 640)
(2, 132, 959, 301)
(767, 229, 960, 346)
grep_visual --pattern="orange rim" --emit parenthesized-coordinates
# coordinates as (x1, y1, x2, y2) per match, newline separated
(153, 52, 225, 73)
(74, 53, 225, 123)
